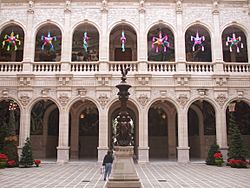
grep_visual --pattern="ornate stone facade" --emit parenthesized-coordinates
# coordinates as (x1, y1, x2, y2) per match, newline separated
(0, 0, 249, 163)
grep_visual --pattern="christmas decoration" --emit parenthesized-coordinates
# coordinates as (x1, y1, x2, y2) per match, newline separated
(2, 31, 21, 51)
(191, 31, 205, 51)
(120, 31, 126, 52)
(226, 33, 243, 53)
(83, 32, 89, 52)
(19, 138, 34, 168)
(152, 31, 170, 53)
(41, 32, 57, 51)
(206, 143, 220, 165)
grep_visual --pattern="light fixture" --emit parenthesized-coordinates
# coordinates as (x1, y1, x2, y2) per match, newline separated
(80, 113, 85, 119)
(9, 100, 17, 111)
(228, 102, 236, 112)
(162, 113, 166, 119)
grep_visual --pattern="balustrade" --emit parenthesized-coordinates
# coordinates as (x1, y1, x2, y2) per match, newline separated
(0, 63, 23, 72)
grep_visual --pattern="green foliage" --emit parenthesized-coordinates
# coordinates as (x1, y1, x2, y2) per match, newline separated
(19, 138, 33, 167)
(0, 122, 8, 152)
(206, 143, 220, 165)
(228, 113, 247, 160)
(3, 139, 18, 166)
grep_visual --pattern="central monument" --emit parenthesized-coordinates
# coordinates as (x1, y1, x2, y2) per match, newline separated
(106, 67, 141, 188)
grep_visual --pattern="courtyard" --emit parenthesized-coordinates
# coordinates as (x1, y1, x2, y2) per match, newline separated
(1, 161, 250, 188)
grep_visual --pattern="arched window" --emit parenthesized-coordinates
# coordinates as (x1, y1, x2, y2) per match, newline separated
(0, 24, 24, 62)
(222, 26, 248, 62)
(109, 24, 137, 61)
(72, 23, 99, 61)
(35, 24, 62, 62)
(148, 24, 175, 61)
(185, 24, 212, 62)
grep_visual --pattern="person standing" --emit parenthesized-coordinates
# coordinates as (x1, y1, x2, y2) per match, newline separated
(102, 150, 114, 181)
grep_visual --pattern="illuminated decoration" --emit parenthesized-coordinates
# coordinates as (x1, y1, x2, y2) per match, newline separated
(83, 32, 89, 52)
(226, 33, 243, 53)
(120, 31, 126, 52)
(151, 31, 170, 53)
(2, 31, 21, 51)
(41, 32, 57, 51)
(9, 100, 17, 111)
(191, 31, 205, 51)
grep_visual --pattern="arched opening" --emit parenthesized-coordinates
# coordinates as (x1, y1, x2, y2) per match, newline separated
(72, 23, 99, 61)
(222, 26, 248, 62)
(226, 101, 250, 158)
(147, 24, 175, 61)
(0, 99, 20, 148)
(148, 101, 177, 160)
(188, 100, 216, 160)
(108, 101, 138, 157)
(34, 23, 62, 62)
(109, 24, 137, 61)
(30, 100, 59, 160)
(0, 24, 24, 62)
(185, 24, 212, 62)
(69, 100, 99, 160)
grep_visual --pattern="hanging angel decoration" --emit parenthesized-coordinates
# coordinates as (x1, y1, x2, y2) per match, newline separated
(120, 31, 126, 52)
(83, 32, 89, 52)
(226, 33, 243, 53)
(191, 32, 205, 51)
(41, 32, 57, 51)
(152, 31, 170, 53)
(2, 31, 21, 51)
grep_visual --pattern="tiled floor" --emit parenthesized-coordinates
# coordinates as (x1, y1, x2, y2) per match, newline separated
(0, 161, 250, 188)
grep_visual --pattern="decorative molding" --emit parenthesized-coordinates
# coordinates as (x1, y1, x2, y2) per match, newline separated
(197, 89, 208, 101)
(215, 93, 227, 108)
(56, 74, 72, 86)
(237, 90, 244, 101)
(101, 0, 108, 12)
(160, 90, 167, 101)
(177, 94, 189, 107)
(176, 0, 183, 13)
(2, 89, 9, 99)
(78, 88, 87, 98)
(135, 74, 151, 86)
(137, 94, 149, 106)
(95, 74, 111, 86)
(212, 0, 219, 14)
(213, 75, 229, 86)
(174, 74, 190, 86)
(97, 94, 109, 109)
(27, 0, 34, 14)
(138, 0, 145, 13)
(64, 0, 71, 13)
(17, 75, 34, 86)
(19, 95, 31, 106)
(58, 94, 69, 106)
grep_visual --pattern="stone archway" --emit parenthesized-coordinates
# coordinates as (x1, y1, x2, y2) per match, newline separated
(30, 100, 59, 160)
(69, 100, 99, 160)
(108, 101, 139, 157)
(188, 100, 216, 160)
(148, 101, 177, 160)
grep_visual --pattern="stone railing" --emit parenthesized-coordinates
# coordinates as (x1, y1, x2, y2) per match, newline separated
(224, 63, 250, 73)
(33, 63, 61, 72)
(0, 63, 23, 72)
(147, 62, 176, 72)
(186, 62, 214, 72)
(109, 62, 138, 72)
(71, 62, 99, 72)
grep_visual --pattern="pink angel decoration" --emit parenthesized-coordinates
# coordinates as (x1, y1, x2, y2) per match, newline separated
(191, 32, 205, 51)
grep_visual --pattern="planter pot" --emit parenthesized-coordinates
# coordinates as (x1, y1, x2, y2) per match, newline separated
(215, 159, 223, 166)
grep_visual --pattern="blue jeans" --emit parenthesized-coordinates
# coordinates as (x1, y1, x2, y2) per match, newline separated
(104, 163, 112, 180)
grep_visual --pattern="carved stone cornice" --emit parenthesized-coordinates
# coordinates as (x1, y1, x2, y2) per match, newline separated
(138, 0, 145, 13)
(215, 93, 227, 108)
(177, 94, 189, 108)
(174, 74, 190, 86)
(2, 89, 9, 99)
(212, 75, 229, 86)
(197, 89, 208, 101)
(19, 95, 31, 106)
(137, 94, 149, 106)
(135, 74, 151, 86)
(64, 0, 71, 13)
(58, 94, 69, 106)
(17, 74, 34, 86)
(100, 0, 108, 13)
(212, 0, 220, 15)
(56, 74, 73, 86)
(176, 0, 183, 14)
(78, 88, 87, 98)
(95, 74, 112, 86)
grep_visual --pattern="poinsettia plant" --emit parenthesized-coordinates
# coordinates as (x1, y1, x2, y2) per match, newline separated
(34, 159, 41, 167)
(0, 153, 8, 161)
(213, 151, 224, 166)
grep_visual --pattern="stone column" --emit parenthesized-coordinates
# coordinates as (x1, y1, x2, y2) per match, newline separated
(137, 108, 149, 163)
(57, 108, 70, 163)
(168, 112, 177, 159)
(212, 1, 223, 62)
(61, 6, 71, 71)
(22, 7, 34, 72)
(98, 108, 109, 162)
(177, 108, 190, 162)
(138, 6, 146, 62)
(216, 107, 228, 157)
(175, 0, 185, 63)
(18, 107, 31, 157)
(100, 8, 108, 62)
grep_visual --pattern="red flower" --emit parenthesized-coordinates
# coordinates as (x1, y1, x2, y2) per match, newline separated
(0, 153, 8, 160)
(34, 159, 41, 166)
(214, 152, 222, 159)
(7, 160, 16, 167)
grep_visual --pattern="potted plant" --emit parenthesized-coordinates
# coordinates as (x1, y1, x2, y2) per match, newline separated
(214, 151, 224, 166)
(0, 153, 8, 169)
(34, 159, 41, 167)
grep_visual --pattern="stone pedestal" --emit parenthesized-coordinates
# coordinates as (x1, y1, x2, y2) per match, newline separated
(106, 146, 141, 188)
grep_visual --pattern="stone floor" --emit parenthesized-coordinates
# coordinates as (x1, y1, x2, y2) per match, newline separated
(0, 161, 250, 188)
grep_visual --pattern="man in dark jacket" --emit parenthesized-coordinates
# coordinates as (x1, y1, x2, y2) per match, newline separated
(102, 150, 114, 181)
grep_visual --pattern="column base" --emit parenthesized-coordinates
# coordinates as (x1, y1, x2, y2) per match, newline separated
(177, 147, 190, 163)
(137, 147, 149, 163)
(57, 146, 70, 164)
(98, 147, 109, 162)
(220, 146, 228, 160)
